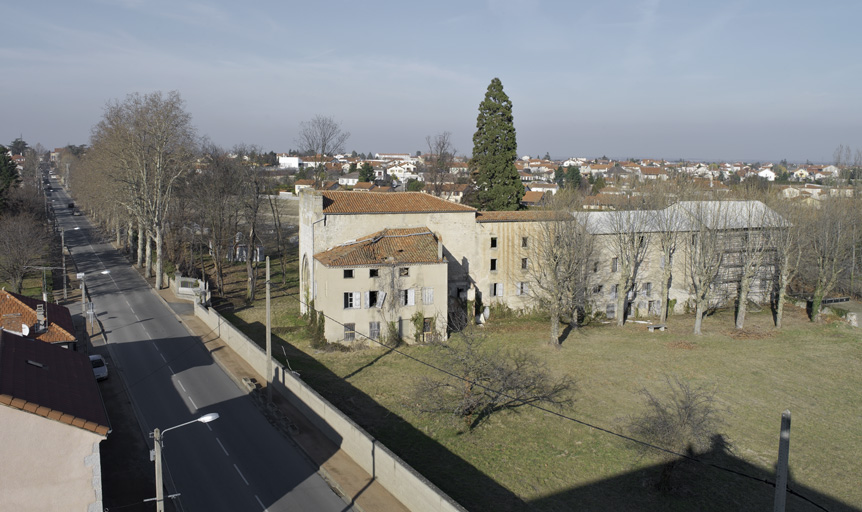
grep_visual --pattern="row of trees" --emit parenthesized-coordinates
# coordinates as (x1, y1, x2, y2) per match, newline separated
(525, 181, 862, 344)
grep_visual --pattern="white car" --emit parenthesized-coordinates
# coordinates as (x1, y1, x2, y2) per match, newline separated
(89, 354, 108, 381)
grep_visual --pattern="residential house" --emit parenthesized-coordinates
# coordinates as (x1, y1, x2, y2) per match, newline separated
(353, 182, 376, 192)
(277, 154, 303, 170)
(0, 290, 77, 350)
(527, 182, 559, 195)
(338, 172, 360, 187)
(520, 190, 547, 207)
(0, 331, 110, 511)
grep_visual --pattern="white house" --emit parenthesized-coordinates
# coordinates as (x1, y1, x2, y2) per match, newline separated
(277, 154, 303, 169)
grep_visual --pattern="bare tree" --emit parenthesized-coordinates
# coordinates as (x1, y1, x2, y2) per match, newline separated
(239, 163, 267, 303)
(601, 197, 653, 326)
(765, 199, 803, 328)
(626, 375, 725, 493)
(412, 327, 573, 430)
(296, 115, 350, 181)
(0, 214, 52, 293)
(800, 198, 855, 321)
(678, 200, 729, 335)
(525, 191, 595, 345)
(423, 131, 456, 198)
(726, 199, 775, 330)
(89, 91, 197, 288)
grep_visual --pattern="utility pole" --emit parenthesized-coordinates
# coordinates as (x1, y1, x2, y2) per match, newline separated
(773, 410, 791, 512)
(266, 256, 272, 403)
(61, 229, 67, 299)
(153, 428, 164, 512)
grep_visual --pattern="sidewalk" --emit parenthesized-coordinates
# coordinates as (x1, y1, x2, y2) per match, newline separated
(150, 285, 409, 512)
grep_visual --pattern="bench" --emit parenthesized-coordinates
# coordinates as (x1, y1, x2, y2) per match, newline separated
(647, 324, 666, 332)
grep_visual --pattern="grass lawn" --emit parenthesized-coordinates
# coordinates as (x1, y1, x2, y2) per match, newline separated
(213, 254, 861, 512)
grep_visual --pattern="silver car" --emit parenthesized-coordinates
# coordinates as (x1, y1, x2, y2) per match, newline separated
(89, 354, 108, 381)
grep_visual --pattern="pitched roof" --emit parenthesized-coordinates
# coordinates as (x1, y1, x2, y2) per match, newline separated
(0, 290, 76, 344)
(0, 331, 109, 436)
(521, 190, 546, 204)
(314, 228, 443, 267)
(321, 191, 475, 214)
(476, 210, 569, 223)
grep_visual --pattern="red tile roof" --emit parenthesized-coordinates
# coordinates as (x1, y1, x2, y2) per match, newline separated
(0, 331, 109, 435)
(521, 191, 546, 204)
(314, 227, 443, 267)
(0, 290, 76, 344)
(321, 191, 475, 214)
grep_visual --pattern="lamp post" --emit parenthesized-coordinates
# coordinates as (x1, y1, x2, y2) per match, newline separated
(151, 413, 220, 512)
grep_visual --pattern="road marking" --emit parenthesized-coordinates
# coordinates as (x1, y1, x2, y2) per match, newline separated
(188, 396, 198, 410)
(168, 365, 174, 374)
(255, 495, 266, 510)
(234, 464, 249, 486)
(159, 352, 167, 362)
(205, 423, 212, 431)
(177, 380, 186, 392)
(216, 437, 229, 456)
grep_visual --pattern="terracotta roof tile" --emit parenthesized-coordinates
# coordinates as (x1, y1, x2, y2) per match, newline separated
(315, 227, 443, 267)
(321, 191, 475, 214)
(0, 331, 109, 436)
(0, 290, 76, 344)
(476, 210, 569, 223)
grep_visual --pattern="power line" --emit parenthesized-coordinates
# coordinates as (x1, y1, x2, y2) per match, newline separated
(286, 293, 831, 511)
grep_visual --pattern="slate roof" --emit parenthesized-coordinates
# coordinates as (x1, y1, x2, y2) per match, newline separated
(315, 227, 443, 267)
(321, 191, 475, 214)
(0, 331, 109, 435)
(0, 290, 76, 344)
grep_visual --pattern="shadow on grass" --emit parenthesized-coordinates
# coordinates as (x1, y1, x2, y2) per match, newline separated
(529, 435, 860, 512)
(225, 314, 527, 512)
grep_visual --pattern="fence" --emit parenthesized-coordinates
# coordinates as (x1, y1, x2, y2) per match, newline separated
(192, 301, 466, 512)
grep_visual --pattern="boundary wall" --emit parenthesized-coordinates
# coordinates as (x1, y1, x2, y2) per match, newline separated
(193, 301, 466, 512)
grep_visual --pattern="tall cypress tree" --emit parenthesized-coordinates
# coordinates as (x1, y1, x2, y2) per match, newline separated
(0, 145, 21, 212)
(470, 78, 524, 211)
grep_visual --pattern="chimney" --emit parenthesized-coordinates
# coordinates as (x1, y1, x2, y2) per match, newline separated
(35, 304, 47, 333)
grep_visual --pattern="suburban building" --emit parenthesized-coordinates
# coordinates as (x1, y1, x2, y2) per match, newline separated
(0, 290, 77, 350)
(0, 331, 110, 511)
(299, 190, 784, 343)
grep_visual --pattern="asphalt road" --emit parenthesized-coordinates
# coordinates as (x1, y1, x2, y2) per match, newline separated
(50, 177, 351, 512)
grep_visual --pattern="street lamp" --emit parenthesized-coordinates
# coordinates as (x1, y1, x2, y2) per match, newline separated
(151, 413, 220, 512)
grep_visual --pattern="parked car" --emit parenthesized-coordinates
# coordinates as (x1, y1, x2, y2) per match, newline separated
(67, 202, 75, 208)
(89, 354, 108, 381)
(73, 209, 82, 216)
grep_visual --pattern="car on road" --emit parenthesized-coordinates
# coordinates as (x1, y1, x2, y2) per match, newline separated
(73, 209, 82, 216)
(90, 354, 108, 381)
(68, 202, 75, 208)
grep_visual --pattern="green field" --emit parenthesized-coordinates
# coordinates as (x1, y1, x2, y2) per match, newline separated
(218, 257, 861, 512)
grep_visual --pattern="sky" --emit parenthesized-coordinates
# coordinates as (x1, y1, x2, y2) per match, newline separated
(3, 0, 862, 163)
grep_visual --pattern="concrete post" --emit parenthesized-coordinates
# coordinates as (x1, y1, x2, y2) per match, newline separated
(154, 428, 164, 512)
(773, 410, 791, 512)
(266, 256, 272, 404)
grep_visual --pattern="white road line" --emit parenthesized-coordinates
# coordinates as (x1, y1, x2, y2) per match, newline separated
(168, 365, 174, 374)
(188, 396, 198, 410)
(159, 352, 167, 362)
(234, 464, 249, 486)
(205, 423, 212, 431)
(177, 380, 186, 392)
(255, 495, 266, 510)
(216, 437, 229, 456)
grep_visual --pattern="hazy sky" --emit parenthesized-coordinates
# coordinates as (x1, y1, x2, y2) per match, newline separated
(3, 0, 861, 162)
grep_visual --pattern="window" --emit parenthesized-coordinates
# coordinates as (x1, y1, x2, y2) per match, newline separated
(366, 290, 382, 308)
(344, 323, 355, 342)
(516, 282, 529, 295)
(401, 288, 415, 306)
(490, 237, 498, 249)
(490, 258, 498, 271)
(592, 284, 603, 294)
(369, 322, 380, 340)
(522, 236, 529, 248)
(343, 269, 354, 279)
(399, 267, 410, 277)
(423, 318, 433, 334)
(606, 304, 616, 319)
(491, 283, 504, 296)
(422, 287, 434, 305)
(611, 257, 618, 272)
(611, 284, 619, 299)
(521, 258, 528, 270)
(644, 282, 652, 297)
(369, 268, 379, 278)
(343, 292, 360, 309)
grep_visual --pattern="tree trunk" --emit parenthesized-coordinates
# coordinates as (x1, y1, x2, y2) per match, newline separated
(550, 308, 560, 346)
(144, 230, 153, 278)
(735, 278, 750, 329)
(155, 227, 164, 289)
(136, 220, 144, 268)
(659, 267, 671, 323)
(616, 282, 627, 327)
(693, 300, 705, 335)
(811, 282, 823, 322)
(246, 226, 257, 303)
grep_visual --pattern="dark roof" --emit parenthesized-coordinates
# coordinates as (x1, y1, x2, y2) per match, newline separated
(321, 191, 475, 214)
(476, 210, 569, 223)
(315, 227, 444, 267)
(0, 290, 76, 344)
(0, 331, 109, 435)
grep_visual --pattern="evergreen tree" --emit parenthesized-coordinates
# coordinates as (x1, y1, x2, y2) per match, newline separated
(0, 145, 21, 211)
(359, 162, 375, 182)
(470, 78, 524, 211)
(566, 166, 582, 189)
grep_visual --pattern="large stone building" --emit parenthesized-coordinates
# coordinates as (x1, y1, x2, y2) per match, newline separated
(299, 190, 782, 344)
